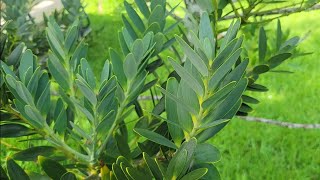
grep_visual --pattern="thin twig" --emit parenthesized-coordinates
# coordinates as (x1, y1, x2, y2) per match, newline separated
(221, 3, 320, 20)
(238, 116, 320, 129)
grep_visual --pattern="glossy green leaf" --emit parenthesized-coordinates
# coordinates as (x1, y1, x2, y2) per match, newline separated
(24, 105, 45, 128)
(134, 128, 177, 149)
(247, 83, 268, 92)
(253, 64, 269, 74)
(166, 149, 187, 179)
(175, 35, 208, 76)
(112, 163, 127, 180)
(213, 37, 243, 70)
(19, 50, 34, 83)
(242, 95, 260, 104)
(199, 12, 214, 44)
(165, 78, 184, 145)
(46, 27, 65, 61)
(202, 81, 236, 110)
(196, 119, 230, 130)
(222, 58, 248, 85)
(209, 48, 242, 90)
(194, 163, 220, 180)
(268, 53, 292, 68)
(259, 27, 267, 62)
(134, 0, 150, 18)
(124, 1, 145, 32)
(220, 19, 241, 50)
(7, 159, 30, 180)
(75, 74, 97, 106)
(115, 133, 131, 160)
(122, 15, 138, 40)
(123, 53, 138, 80)
(148, 5, 165, 30)
(0, 166, 9, 180)
(38, 156, 67, 180)
(48, 53, 70, 90)
(100, 61, 111, 84)
(110, 49, 127, 88)
(158, 86, 197, 115)
(145, 22, 161, 34)
(13, 146, 56, 161)
(127, 167, 148, 180)
(64, 25, 78, 53)
(169, 57, 204, 96)
(60, 172, 77, 180)
(0, 124, 34, 138)
(143, 152, 163, 180)
(276, 19, 282, 51)
(7, 43, 24, 66)
(195, 143, 220, 163)
(180, 168, 208, 180)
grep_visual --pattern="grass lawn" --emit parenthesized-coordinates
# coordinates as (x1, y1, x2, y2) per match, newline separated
(83, 1, 320, 179)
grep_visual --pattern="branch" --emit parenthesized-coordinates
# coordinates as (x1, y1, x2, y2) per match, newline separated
(238, 116, 320, 129)
(221, 3, 320, 20)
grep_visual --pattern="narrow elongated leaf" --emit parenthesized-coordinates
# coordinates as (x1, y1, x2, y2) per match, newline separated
(196, 119, 230, 130)
(127, 167, 148, 179)
(122, 15, 138, 40)
(220, 19, 241, 49)
(194, 143, 220, 163)
(75, 75, 97, 106)
(165, 78, 184, 145)
(148, 5, 165, 30)
(222, 58, 248, 85)
(158, 86, 197, 115)
(112, 163, 127, 180)
(60, 172, 77, 180)
(268, 53, 292, 68)
(202, 81, 236, 110)
(38, 156, 67, 180)
(48, 53, 70, 90)
(253, 64, 269, 74)
(143, 152, 163, 180)
(199, 12, 214, 44)
(166, 149, 187, 179)
(209, 48, 242, 90)
(0, 166, 9, 180)
(193, 163, 220, 180)
(7, 159, 30, 180)
(134, 0, 150, 18)
(180, 168, 208, 180)
(110, 49, 127, 88)
(276, 19, 282, 51)
(19, 50, 34, 83)
(259, 27, 267, 62)
(169, 57, 204, 96)
(13, 146, 56, 161)
(123, 53, 138, 80)
(46, 27, 65, 61)
(0, 124, 34, 138)
(242, 95, 259, 104)
(7, 43, 24, 66)
(124, 1, 145, 32)
(175, 35, 208, 76)
(134, 128, 177, 149)
(64, 25, 78, 53)
(24, 105, 45, 128)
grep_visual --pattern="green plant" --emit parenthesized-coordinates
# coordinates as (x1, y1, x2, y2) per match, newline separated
(1, 8, 249, 179)
(1, 0, 318, 179)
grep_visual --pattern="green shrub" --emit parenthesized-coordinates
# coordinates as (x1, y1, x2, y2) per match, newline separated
(1, 0, 317, 179)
